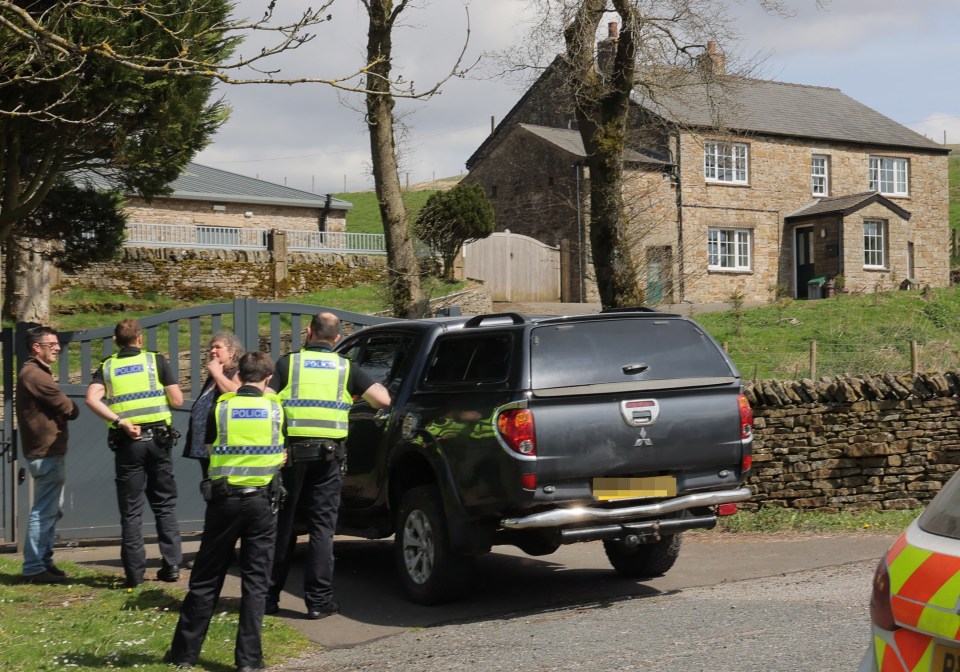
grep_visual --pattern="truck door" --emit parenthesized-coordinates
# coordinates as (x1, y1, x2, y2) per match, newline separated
(337, 331, 416, 508)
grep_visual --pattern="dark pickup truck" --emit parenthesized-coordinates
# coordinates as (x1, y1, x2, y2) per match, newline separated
(334, 310, 753, 604)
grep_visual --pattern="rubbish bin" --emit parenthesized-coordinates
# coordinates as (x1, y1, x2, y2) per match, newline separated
(807, 276, 826, 300)
(823, 278, 836, 298)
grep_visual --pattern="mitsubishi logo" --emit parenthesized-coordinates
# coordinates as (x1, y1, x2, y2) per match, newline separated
(634, 428, 653, 447)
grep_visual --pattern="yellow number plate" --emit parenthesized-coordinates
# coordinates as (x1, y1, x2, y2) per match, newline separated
(932, 643, 960, 672)
(593, 476, 677, 501)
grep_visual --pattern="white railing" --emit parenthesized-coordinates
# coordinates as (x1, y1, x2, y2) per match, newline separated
(123, 222, 386, 255)
(284, 229, 386, 254)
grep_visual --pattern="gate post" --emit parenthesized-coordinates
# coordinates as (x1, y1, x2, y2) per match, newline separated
(0, 327, 17, 544)
(233, 298, 261, 353)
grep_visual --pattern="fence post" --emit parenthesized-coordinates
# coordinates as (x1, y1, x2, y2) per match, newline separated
(810, 340, 817, 380)
(910, 340, 918, 375)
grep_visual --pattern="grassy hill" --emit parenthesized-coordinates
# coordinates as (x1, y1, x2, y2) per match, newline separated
(336, 177, 460, 234)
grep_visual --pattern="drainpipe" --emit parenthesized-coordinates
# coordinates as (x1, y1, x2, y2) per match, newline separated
(319, 193, 333, 232)
(574, 162, 584, 302)
(674, 133, 684, 302)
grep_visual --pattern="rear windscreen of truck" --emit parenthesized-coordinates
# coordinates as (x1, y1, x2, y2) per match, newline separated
(530, 319, 734, 389)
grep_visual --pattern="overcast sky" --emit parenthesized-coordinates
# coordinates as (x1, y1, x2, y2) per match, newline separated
(193, 0, 960, 195)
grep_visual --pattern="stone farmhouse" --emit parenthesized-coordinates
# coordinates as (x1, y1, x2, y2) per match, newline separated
(463, 33, 950, 304)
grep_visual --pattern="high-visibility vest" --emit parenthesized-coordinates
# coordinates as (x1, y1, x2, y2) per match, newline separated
(102, 351, 172, 426)
(209, 391, 285, 487)
(277, 350, 353, 439)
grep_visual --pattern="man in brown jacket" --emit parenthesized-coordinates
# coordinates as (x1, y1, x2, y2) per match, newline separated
(16, 326, 80, 584)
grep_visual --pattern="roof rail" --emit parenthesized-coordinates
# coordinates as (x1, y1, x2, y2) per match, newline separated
(600, 306, 658, 313)
(463, 312, 527, 328)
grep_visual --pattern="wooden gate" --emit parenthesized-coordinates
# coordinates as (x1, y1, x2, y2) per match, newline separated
(462, 230, 560, 302)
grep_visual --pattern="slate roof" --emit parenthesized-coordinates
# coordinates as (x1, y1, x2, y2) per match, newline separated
(78, 162, 351, 210)
(633, 77, 945, 152)
(785, 191, 912, 223)
(518, 124, 669, 165)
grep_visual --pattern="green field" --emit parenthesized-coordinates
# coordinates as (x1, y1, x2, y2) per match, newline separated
(334, 187, 445, 235)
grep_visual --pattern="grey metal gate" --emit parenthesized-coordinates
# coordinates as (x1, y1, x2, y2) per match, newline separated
(2, 298, 396, 544)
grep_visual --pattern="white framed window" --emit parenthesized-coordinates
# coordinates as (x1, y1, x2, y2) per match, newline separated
(708, 228, 752, 271)
(863, 220, 886, 268)
(868, 157, 908, 196)
(811, 155, 829, 196)
(704, 141, 748, 184)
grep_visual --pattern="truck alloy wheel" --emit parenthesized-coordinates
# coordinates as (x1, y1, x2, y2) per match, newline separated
(394, 485, 472, 605)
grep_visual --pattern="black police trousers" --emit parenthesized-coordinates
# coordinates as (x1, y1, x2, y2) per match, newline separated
(167, 488, 277, 669)
(113, 432, 182, 584)
(268, 458, 341, 611)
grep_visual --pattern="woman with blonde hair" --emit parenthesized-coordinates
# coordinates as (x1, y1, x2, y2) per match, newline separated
(183, 330, 243, 477)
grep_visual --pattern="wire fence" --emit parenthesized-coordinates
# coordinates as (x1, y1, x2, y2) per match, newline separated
(727, 339, 960, 381)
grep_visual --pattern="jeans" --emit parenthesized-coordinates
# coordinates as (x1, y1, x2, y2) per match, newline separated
(23, 456, 65, 576)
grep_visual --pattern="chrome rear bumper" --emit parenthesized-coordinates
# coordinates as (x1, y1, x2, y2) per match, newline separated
(500, 486, 752, 530)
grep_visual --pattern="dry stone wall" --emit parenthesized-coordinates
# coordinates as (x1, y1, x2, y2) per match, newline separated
(55, 247, 387, 300)
(745, 373, 960, 512)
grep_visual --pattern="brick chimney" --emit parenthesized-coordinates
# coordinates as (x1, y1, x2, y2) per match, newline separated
(596, 22, 619, 76)
(698, 40, 726, 76)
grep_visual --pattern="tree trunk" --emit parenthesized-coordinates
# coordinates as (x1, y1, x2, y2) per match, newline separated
(564, 0, 643, 310)
(3, 239, 51, 324)
(364, 0, 427, 318)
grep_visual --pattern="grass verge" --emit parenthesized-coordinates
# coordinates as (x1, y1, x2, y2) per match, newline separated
(710, 507, 922, 534)
(0, 556, 316, 672)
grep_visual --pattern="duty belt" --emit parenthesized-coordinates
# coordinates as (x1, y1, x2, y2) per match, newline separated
(227, 485, 267, 497)
(288, 439, 343, 462)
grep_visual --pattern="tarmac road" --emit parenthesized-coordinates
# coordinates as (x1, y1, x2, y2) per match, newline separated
(57, 530, 895, 669)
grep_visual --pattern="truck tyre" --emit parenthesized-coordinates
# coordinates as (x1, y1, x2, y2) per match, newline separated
(604, 533, 682, 578)
(394, 485, 472, 605)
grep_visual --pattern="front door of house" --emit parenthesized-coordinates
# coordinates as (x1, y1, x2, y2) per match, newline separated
(795, 227, 815, 299)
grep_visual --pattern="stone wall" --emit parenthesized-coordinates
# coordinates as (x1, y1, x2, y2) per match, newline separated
(54, 245, 493, 315)
(54, 246, 387, 300)
(125, 196, 347, 234)
(744, 373, 960, 511)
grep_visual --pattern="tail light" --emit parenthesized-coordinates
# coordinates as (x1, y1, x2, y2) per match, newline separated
(870, 560, 898, 631)
(498, 409, 536, 455)
(738, 393, 753, 441)
(717, 503, 738, 516)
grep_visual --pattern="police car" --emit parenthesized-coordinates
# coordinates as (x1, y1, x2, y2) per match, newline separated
(860, 469, 960, 671)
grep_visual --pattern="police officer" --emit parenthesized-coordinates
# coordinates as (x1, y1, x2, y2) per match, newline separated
(266, 312, 390, 619)
(85, 319, 184, 587)
(165, 351, 285, 672)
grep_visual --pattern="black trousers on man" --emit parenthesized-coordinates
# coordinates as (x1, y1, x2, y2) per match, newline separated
(113, 429, 182, 585)
(167, 489, 277, 669)
(268, 458, 341, 611)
